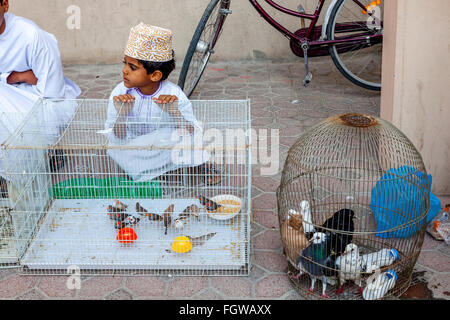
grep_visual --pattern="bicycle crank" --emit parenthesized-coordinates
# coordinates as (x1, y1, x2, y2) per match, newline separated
(301, 42, 313, 87)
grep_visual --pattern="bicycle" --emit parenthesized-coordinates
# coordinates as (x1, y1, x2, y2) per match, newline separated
(178, 0, 383, 97)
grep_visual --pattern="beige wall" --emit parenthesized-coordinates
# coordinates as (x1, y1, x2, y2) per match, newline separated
(381, 0, 450, 194)
(9, 0, 335, 64)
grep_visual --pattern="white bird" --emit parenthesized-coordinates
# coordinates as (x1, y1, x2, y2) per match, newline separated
(336, 243, 363, 296)
(173, 219, 184, 229)
(299, 200, 314, 235)
(288, 200, 314, 236)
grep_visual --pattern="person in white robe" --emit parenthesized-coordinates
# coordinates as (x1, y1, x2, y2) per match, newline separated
(104, 23, 214, 183)
(0, 1, 80, 182)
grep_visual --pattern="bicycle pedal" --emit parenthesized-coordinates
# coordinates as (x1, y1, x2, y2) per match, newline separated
(303, 73, 313, 87)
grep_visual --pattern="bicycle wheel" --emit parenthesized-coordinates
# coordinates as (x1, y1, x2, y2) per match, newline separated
(327, 0, 383, 91)
(178, 0, 231, 97)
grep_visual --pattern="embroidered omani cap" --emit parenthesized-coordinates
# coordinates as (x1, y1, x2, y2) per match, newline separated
(124, 23, 173, 62)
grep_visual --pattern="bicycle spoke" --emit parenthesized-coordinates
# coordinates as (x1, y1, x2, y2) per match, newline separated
(178, 0, 230, 96)
(327, 0, 383, 90)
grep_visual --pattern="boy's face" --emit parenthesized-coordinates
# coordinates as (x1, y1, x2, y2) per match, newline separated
(122, 55, 161, 89)
(0, 0, 9, 34)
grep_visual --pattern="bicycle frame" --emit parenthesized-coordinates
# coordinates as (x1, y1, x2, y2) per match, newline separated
(248, 0, 382, 47)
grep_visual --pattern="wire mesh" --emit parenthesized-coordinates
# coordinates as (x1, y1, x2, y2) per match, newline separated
(1, 98, 251, 276)
(277, 113, 430, 300)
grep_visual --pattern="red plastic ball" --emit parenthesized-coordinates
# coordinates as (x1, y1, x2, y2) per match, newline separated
(117, 227, 137, 244)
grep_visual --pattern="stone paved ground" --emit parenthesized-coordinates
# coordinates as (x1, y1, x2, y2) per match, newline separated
(0, 57, 449, 300)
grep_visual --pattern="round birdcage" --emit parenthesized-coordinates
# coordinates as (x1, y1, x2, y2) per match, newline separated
(277, 113, 430, 300)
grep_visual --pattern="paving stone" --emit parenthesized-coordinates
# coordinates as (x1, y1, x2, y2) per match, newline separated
(421, 233, 441, 250)
(78, 276, 123, 298)
(254, 251, 288, 273)
(125, 276, 166, 297)
(248, 265, 267, 282)
(211, 277, 252, 298)
(193, 288, 225, 300)
(0, 274, 38, 299)
(16, 289, 46, 300)
(167, 276, 209, 297)
(437, 242, 450, 257)
(417, 251, 450, 272)
(428, 274, 450, 300)
(104, 289, 133, 300)
(250, 222, 264, 238)
(282, 289, 305, 300)
(253, 210, 279, 229)
(255, 274, 293, 298)
(252, 194, 277, 211)
(252, 176, 279, 193)
(37, 276, 76, 298)
(254, 230, 283, 250)
(0, 268, 20, 280)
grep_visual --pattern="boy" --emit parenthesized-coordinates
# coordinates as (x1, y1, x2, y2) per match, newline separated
(105, 23, 220, 184)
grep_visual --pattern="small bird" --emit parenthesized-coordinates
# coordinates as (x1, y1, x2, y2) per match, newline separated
(292, 232, 332, 298)
(188, 232, 217, 247)
(173, 219, 184, 229)
(197, 195, 222, 212)
(281, 214, 309, 264)
(107, 206, 127, 221)
(162, 204, 174, 235)
(113, 200, 128, 211)
(114, 211, 143, 229)
(182, 204, 201, 220)
(172, 205, 201, 230)
(335, 243, 363, 296)
(136, 202, 163, 221)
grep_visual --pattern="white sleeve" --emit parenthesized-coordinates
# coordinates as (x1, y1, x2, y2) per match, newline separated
(104, 83, 129, 143)
(27, 30, 66, 98)
(0, 72, 11, 84)
(175, 88, 203, 132)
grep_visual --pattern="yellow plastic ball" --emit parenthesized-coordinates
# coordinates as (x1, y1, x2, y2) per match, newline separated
(171, 236, 192, 253)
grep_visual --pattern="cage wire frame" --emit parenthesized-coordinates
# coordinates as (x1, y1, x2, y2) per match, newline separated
(0, 98, 252, 276)
(0, 110, 32, 267)
(277, 113, 430, 300)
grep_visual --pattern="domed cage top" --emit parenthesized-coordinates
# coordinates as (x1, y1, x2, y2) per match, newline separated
(277, 113, 430, 300)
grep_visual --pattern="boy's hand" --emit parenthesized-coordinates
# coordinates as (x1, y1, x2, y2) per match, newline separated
(153, 95, 178, 104)
(153, 95, 180, 117)
(113, 94, 135, 115)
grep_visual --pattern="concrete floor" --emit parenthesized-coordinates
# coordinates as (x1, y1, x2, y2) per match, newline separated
(0, 57, 448, 300)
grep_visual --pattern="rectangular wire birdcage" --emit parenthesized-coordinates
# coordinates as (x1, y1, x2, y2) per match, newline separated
(0, 110, 30, 267)
(1, 98, 251, 275)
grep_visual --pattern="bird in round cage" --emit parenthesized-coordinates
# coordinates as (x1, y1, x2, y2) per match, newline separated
(282, 213, 309, 264)
(317, 208, 355, 255)
(292, 232, 333, 298)
(299, 200, 315, 237)
(335, 243, 363, 296)
(288, 200, 315, 238)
